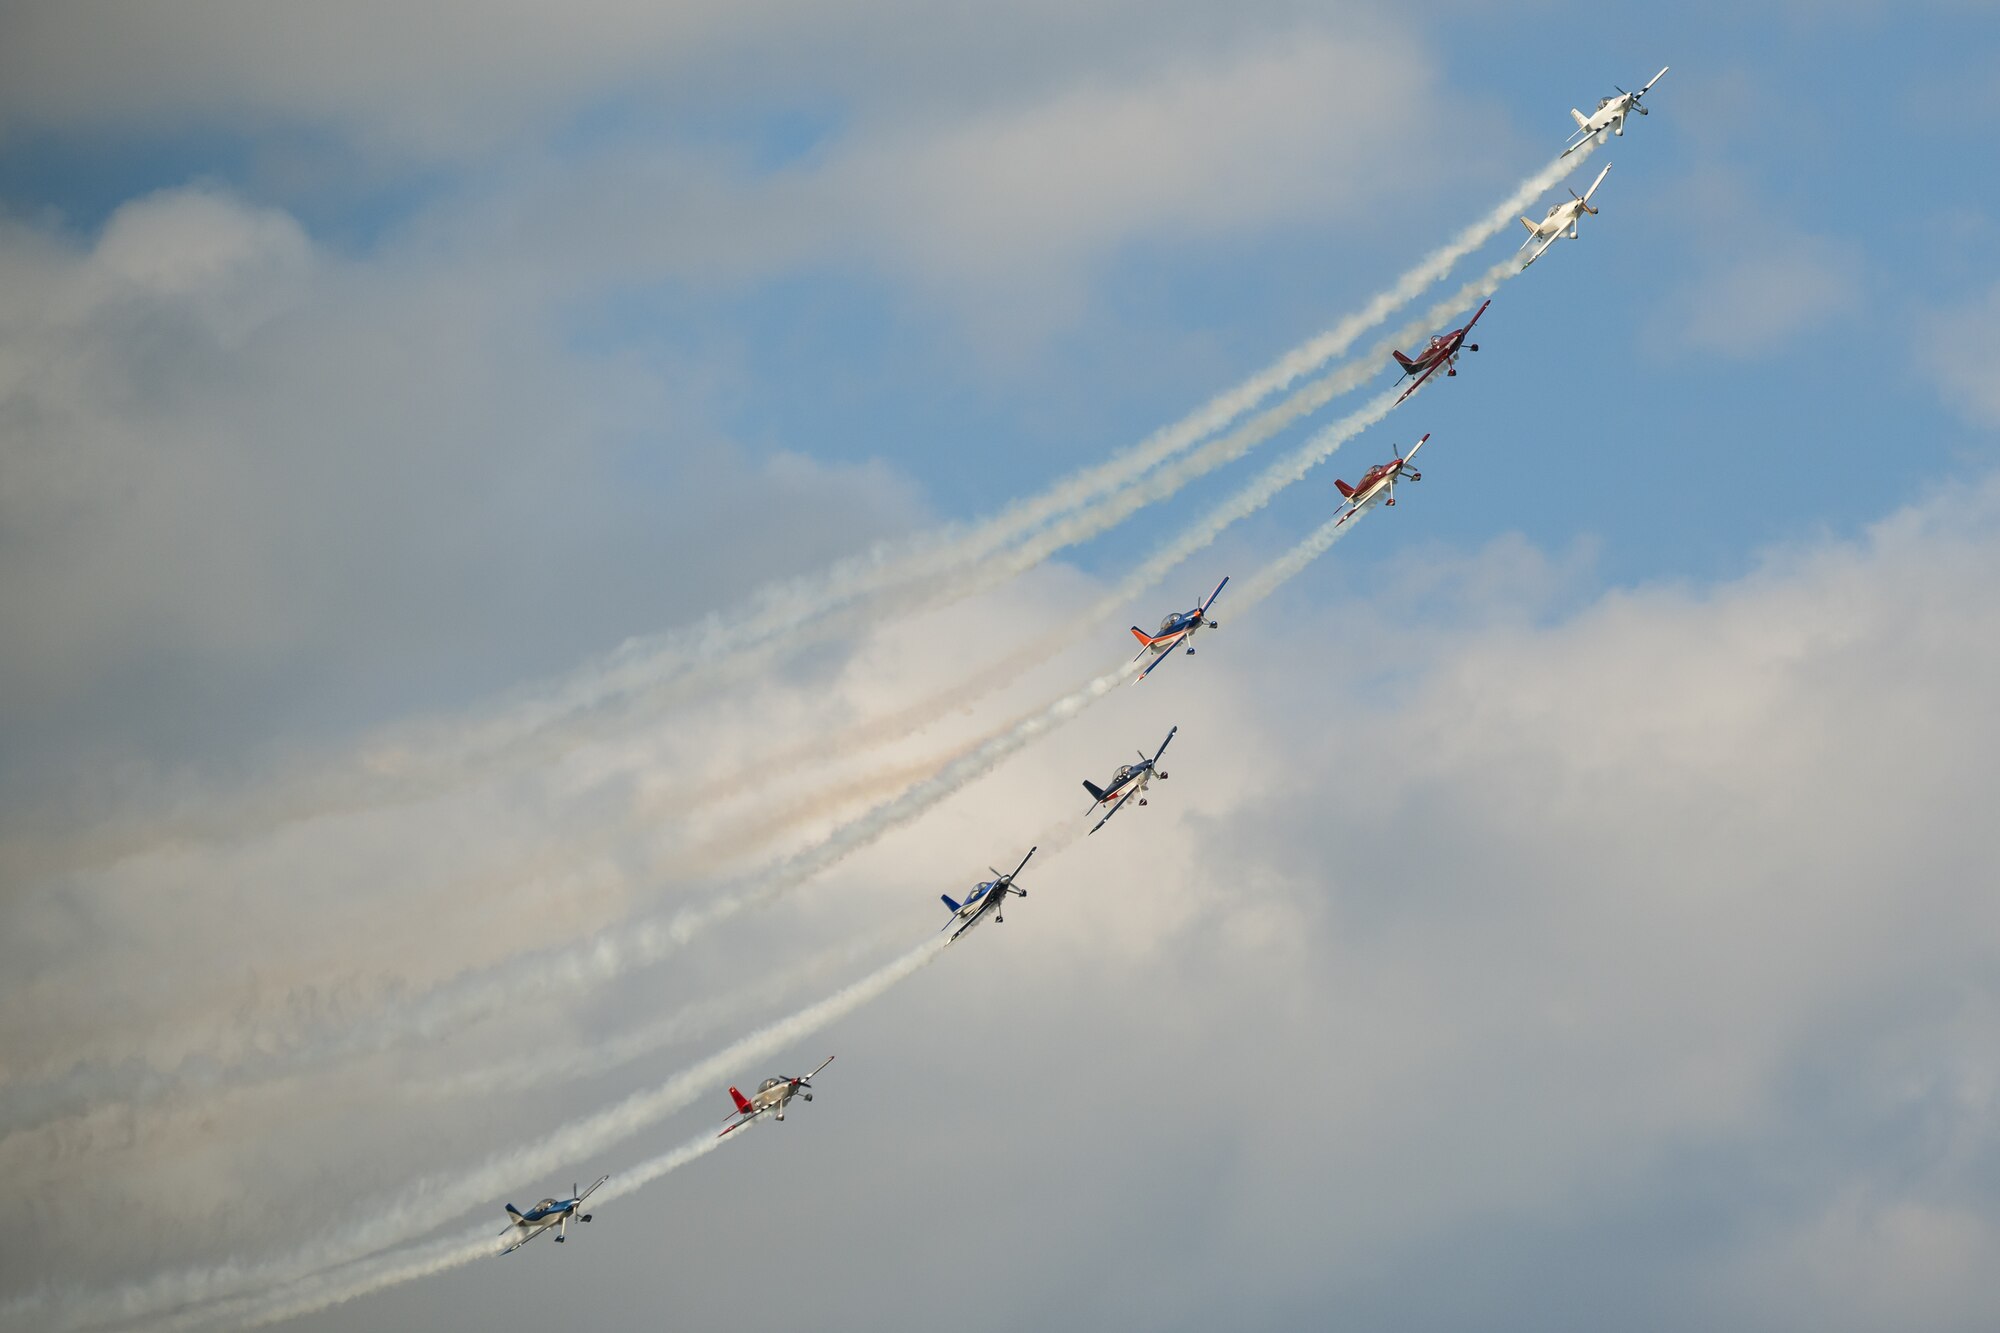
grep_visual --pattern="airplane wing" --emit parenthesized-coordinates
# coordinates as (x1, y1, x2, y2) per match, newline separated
(1521, 230, 1560, 269)
(1462, 299, 1491, 332)
(1641, 65, 1669, 96)
(575, 1174, 609, 1204)
(1400, 433, 1429, 467)
(1150, 725, 1178, 766)
(1134, 639, 1184, 681)
(1581, 162, 1612, 205)
(1089, 784, 1141, 835)
(717, 1109, 763, 1137)
(501, 1223, 552, 1254)
(804, 1056, 835, 1081)
(1394, 360, 1440, 405)
(1200, 576, 1229, 615)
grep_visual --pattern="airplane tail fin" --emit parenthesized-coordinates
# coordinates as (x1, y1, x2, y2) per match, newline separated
(1082, 779, 1108, 802)
(1391, 350, 1418, 372)
(940, 893, 961, 914)
(1520, 216, 1539, 235)
(1570, 107, 1591, 130)
(1334, 479, 1357, 499)
(729, 1086, 754, 1115)
(1129, 626, 1158, 647)
(505, 1203, 522, 1217)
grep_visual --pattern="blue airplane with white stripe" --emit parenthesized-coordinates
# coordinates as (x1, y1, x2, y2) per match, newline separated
(1082, 725, 1177, 835)
(499, 1175, 608, 1254)
(939, 846, 1037, 942)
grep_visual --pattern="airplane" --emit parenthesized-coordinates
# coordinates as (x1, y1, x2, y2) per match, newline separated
(1392, 301, 1489, 405)
(1333, 433, 1429, 527)
(939, 846, 1037, 941)
(1563, 66, 1668, 156)
(499, 1175, 608, 1254)
(1130, 577, 1228, 682)
(1083, 726, 1177, 835)
(1520, 164, 1612, 269)
(718, 1056, 835, 1136)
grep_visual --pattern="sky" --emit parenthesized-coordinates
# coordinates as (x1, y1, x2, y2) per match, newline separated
(3, 1, 1999, 1329)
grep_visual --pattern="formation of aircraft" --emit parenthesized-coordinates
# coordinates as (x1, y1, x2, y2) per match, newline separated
(1392, 300, 1488, 405)
(500, 1175, 608, 1254)
(1520, 164, 1612, 268)
(1084, 726, 1177, 835)
(496, 63, 1666, 1262)
(939, 846, 1038, 941)
(1130, 577, 1228, 682)
(1564, 66, 1668, 155)
(1334, 434, 1430, 528)
(719, 1056, 836, 1136)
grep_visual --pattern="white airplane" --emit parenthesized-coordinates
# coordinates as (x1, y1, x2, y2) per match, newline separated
(499, 1175, 607, 1254)
(1564, 66, 1667, 156)
(718, 1057, 835, 1136)
(1519, 164, 1612, 268)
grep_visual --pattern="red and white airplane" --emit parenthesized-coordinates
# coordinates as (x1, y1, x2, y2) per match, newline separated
(1391, 300, 1489, 405)
(1333, 434, 1428, 527)
(718, 1057, 834, 1136)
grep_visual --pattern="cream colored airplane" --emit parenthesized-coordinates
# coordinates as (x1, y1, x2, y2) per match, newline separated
(1520, 163, 1612, 268)
(1563, 66, 1668, 156)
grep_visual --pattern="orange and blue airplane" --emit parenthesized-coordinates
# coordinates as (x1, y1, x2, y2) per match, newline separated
(1130, 577, 1228, 682)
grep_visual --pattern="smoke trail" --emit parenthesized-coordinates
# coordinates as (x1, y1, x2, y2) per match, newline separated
(7, 181, 1551, 1150)
(44, 444, 1403, 1333)
(32, 938, 949, 1333)
(31, 145, 1599, 883)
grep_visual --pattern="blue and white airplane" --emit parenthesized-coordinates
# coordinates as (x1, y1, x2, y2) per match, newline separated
(939, 846, 1037, 942)
(1129, 577, 1228, 682)
(499, 1175, 608, 1254)
(1083, 726, 1177, 835)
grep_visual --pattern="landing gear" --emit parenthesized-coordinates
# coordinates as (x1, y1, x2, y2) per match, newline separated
(555, 1235, 566, 1244)
(1467, 343, 1479, 352)
(1158, 771, 1169, 780)
(581, 1214, 592, 1223)
(803, 1092, 813, 1102)
(1138, 798, 1148, 806)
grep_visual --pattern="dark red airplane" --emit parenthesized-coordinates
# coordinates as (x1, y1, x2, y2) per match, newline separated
(1391, 299, 1490, 404)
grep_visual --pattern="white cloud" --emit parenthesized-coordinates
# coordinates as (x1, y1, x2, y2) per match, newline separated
(1675, 233, 1864, 357)
(1919, 279, 2000, 427)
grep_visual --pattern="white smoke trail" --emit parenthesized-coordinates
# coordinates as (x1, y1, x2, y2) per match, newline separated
(37, 146, 1598, 879)
(155, 458, 1394, 1333)
(6, 170, 1557, 1149)
(32, 938, 949, 1333)
(45, 446, 1403, 1333)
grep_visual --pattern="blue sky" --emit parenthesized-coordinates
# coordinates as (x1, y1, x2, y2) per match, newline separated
(4, 3, 2000, 1331)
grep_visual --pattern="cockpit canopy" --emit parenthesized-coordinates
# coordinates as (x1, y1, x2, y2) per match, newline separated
(534, 1197, 558, 1211)
(1157, 614, 1180, 634)
(757, 1077, 784, 1093)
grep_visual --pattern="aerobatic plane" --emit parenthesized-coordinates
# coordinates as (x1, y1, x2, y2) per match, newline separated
(1392, 301, 1489, 405)
(1130, 577, 1228, 682)
(1563, 66, 1668, 155)
(1083, 726, 1177, 835)
(718, 1057, 835, 1136)
(499, 1175, 608, 1254)
(1520, 164, 1612, 268)
(939, 846, 1037, 941)
(1333, 434, 1429, 528)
